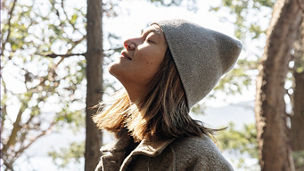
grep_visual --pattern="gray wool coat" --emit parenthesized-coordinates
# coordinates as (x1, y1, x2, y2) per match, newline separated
(95, 130, 234, 171)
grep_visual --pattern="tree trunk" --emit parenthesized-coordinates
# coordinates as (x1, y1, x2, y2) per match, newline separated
(290, 19, 304, 152)
(254, 0, 303, 170)
(290, 19, 304, 171)
(85, 0, 103, 170)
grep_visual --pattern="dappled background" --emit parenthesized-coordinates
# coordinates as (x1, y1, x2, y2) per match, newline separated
(1, 0, 304, 170)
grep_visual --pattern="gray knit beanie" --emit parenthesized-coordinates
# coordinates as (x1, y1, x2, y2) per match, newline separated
(154, 19, 242, 109)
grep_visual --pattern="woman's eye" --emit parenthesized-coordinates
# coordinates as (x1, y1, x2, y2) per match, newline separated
(147, 39, 154, 44)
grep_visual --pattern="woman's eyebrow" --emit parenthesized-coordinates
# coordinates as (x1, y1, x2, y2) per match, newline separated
(141, 28, 161, 37)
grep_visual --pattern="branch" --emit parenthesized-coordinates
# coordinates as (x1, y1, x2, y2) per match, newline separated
(2, 158, 14, 171)
(1, 0, 17, 57)
(19, 114, 36, 144)
(45, 53, 86, 58)
(104, 46, 123, 52)
(44, 52, 85, 73)
(2, 99, 30, 154)
(27, 54, 68, 93)
(9, 60, 38, 91)
(46, 36, 87, 69)
(67, 35, 86, 53)
(14, 121, 56, 159)
(61, 0, 76, 30)
(1, 78, 8, 134)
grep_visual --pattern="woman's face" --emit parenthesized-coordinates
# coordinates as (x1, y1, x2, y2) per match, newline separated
(109, 24, 168, 88)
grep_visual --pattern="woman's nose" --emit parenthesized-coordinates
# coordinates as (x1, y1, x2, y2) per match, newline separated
(123, 39, 137, 50)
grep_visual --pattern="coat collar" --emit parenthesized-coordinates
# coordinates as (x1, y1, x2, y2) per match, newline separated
(119, 137, 175, 171)
(99, 129, 176, 171)
(132, 138, 175, 157)
(101, 129, 175, 157)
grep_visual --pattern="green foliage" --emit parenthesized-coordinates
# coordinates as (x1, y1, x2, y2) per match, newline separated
(203, 0, 274, 109)
(190, 102, 206, 115)
(1, 0, 201, 169)
(210, 0, 275, 40)
(210, 1, 304, 170)
(293, 150, 304, 170)
(56, 104, 85, 132)
(295, 63, 304, 73)
(217, 122, 258, 158)
(213, 66, 253, 96)
(147, 0, 198, 11)
(2, 0, 285, 170)
(216, 122, 259, 169)
(70, 13, 78, 25)
(294, 38, 304, 74)
(48, 142, 85, 168)
(249, 24, 264, 39)
(1, 0, 87, 169)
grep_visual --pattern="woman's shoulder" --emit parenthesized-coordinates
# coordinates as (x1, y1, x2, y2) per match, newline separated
(170, 135, 234, 170)
(171, 135, 219, 153)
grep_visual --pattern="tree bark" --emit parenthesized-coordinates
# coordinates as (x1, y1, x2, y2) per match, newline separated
(291, 72, 304, 150)
(85, 0, 103, 170)
(255, 0, 303, 170)
(291, 20, 304, 152)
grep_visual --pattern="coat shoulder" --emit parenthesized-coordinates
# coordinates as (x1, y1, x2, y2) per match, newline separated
(171, 135, 234, 170)
(172, 135, 219, 154)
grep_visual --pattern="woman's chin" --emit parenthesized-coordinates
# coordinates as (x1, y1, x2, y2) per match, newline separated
(108, 64, 116, 76)
(108, 62, 123, 78)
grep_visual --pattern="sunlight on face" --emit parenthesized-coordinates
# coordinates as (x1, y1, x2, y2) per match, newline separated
(109, 24, 168, 89)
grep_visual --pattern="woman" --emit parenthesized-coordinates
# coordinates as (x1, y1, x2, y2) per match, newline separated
(93, 19, 242, 171)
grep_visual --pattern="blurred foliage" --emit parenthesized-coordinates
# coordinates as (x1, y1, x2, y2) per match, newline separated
(293, 33, 304, 74)
(213, 65, 253, 96)
(216, 122, 304, 170)
(293, 150, 304, 170)
(210, 0, 275, 40)
(48, 142, 85, 168)
(1, 0, 86, 169)
(0, 0, 198, 170)
(3, 0, 300, 170)
(203, 0, 275, 104)
(216, 122, 259, 170)
(209, 1, 304, 170)
(190, 0, 274, 113)
(190, 102, 206, 115)
(217, 123, 258, 158)
(148, 0, 198, 11)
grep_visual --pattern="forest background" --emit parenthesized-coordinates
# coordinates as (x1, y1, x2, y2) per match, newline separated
(1, 0, 304, 170)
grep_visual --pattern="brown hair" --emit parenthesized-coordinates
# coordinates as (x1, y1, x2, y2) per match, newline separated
(93, 49, 215, 142)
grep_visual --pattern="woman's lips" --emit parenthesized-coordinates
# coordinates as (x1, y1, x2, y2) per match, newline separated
(121, 52, 132, 60)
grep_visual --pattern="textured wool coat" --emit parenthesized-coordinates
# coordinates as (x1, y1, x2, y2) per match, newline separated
(95, 130, 234, 171)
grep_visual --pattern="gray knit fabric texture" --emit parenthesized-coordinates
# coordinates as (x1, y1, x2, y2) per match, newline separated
(154, 19, 242, 109)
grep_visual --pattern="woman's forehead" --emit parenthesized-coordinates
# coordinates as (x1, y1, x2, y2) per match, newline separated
(141, 24, 162, 35)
